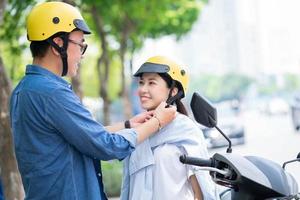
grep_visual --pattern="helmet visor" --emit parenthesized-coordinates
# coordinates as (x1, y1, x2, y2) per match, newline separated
(74, 19, 91, 34)
(134, 62, 170, 77)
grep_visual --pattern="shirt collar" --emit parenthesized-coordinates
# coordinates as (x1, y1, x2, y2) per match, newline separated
(25, 65, 71, 88)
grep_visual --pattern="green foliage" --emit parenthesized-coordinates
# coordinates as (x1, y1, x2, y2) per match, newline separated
(282, 73, 300, 92)
(81, 46, 99, 97)
(190, 73, 253, 102)
(1, 0, 34, 42)
(221, 73, 253, 100)
(190, 72, 300, 102)
(79, 0, 206, 103)
(256, 73, 300, 97)
(1, 0, 207, 99)
(256, 76, 278, 96)
(108, 56, 122, 100)
(80, 44, 122, 99)
(81, 0, 205, 53)
(101, 160, 123, 197)
(0, 0, 37, 83)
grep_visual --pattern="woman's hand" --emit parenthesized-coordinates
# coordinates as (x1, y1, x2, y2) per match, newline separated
(153, 102, 177, 128)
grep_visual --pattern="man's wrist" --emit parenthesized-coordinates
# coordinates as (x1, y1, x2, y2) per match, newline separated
(124, 120, 131, 128)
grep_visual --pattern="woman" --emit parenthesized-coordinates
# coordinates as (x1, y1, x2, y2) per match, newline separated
(121, 56, 218, 200)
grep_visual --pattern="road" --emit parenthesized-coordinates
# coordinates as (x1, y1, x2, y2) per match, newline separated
(209, 109, 300, 186)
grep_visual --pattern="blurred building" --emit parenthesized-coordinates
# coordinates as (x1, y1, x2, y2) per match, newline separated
(133, 0, 300, 77)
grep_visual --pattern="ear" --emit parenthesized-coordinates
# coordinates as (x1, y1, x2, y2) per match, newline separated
(50, 37, 64, 56)
(171, 87, 178, 97)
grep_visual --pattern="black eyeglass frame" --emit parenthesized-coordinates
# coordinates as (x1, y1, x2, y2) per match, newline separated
(68, 39, 88, 55)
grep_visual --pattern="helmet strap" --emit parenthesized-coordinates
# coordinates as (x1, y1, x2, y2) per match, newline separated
(46, 33, 69, 76)
(166, 81, 183, 105)
(167, 81, 176, 100)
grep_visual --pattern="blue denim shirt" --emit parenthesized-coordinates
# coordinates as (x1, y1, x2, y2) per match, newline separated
(10, 65, 137, 200)
(0, 178, 4, 200)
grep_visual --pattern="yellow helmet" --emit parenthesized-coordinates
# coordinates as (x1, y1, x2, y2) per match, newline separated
(134, 56, 189, 97)
(27, 2, 91, 41)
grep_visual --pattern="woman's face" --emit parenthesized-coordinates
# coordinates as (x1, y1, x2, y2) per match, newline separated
(137, 73, 171, 111)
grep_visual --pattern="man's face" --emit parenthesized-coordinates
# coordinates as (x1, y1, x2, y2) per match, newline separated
(66, 31, 87, 77)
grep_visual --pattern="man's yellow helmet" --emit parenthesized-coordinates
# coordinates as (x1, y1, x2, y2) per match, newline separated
(134, 56, 189, 97)
(27, 1, 91, 41)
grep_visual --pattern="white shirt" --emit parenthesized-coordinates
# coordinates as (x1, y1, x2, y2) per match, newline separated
(120, 113, 219, 200)
(153, 144, 194, 200)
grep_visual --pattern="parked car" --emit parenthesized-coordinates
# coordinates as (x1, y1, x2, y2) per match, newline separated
(265, 97, 289, 115)
(200, 100, 245, 148)
(291, 93, 300, 131)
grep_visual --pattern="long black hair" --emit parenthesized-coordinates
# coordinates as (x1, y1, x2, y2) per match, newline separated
(158, 73, 188, 116)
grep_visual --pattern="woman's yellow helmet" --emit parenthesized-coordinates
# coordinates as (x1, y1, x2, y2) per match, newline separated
(27, 1, 91, 41)
(134, 56, 189, 97)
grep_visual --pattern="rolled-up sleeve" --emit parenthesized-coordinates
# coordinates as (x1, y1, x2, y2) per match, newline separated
(115, 128, 137, 147)
(45, 87, 136, 160)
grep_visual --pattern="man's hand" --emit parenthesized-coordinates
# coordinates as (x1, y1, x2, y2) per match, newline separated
(130, 111, 154, 128)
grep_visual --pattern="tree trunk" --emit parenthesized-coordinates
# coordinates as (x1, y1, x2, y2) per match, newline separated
(92, 5, 111, 125)
(96, 55, 111, 125)
(71, 69, 83, 101)
(0, 0, 6, 24)
(62, 0, 74, 4)
(0, 1, 24, 199)
(119, 19, 133, 119)
(120, 45, 132, 119)
(0, 56, 24, 200)
(60, 0, 83, 101)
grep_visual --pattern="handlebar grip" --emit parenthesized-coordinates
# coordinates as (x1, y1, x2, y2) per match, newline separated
(179, 154, 214, 167)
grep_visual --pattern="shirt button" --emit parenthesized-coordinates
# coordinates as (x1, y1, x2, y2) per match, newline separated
(98, 173, 101, 177)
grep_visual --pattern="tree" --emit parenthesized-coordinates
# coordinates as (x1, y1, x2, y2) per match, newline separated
(89, 4, 113, 125)
(0, 57, 24, 200)
(81, 0, 205, 122)
(115, 0, 204, 118)
(62, 0, 84, 100)
(0, 0, 38, 198)
(0, 0, 33, 198)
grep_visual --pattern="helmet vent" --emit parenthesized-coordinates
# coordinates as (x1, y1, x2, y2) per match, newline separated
(181, 70, 185, 76)
(52, 17, 60, 24)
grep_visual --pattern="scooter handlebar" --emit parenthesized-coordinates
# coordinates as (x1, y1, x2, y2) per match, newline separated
(179, 154, 214, 167)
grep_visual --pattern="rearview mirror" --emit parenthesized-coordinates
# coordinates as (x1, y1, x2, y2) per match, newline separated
(190, 92, 217, 128)
(282, 152, 300, 169)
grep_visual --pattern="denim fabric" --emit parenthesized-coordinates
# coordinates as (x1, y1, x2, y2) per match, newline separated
(10, 65, 137, 200)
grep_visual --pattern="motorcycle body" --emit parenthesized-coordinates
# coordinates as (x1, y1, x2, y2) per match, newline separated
(181, 92, 300, 200)
(212, 153, 298, 200)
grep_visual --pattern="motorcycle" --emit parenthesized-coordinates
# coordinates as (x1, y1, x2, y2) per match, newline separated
(180, 92, 300, 200)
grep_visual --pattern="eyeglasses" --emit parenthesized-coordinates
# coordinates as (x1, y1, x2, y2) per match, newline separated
(68, 39, 88, 55)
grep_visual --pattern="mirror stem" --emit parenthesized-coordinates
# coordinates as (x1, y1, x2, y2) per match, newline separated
(215, 125, 232, 153)
(282, 158, 300, 169)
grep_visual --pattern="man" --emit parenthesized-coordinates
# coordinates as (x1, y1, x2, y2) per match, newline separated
(0, 178, 3, 200)
(9, 2, 176, 199)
